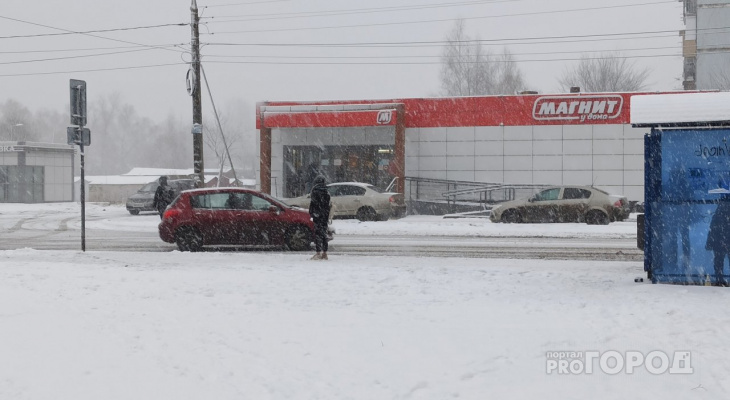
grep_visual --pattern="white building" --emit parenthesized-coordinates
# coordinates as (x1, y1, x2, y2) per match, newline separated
(679, 0, 730, 90)
(0, 141, 74, 203)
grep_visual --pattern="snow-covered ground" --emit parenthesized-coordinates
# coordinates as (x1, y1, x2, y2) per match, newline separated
(0, 203, 728, 399)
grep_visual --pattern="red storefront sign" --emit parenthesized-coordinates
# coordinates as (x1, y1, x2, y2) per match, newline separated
(257, 92, 650, 129)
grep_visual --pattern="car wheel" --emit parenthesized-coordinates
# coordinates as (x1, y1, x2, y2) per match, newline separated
(176, 227, 203, 252)
(585, 210, 609, 225)
(356, 206, 377, 221)
(501, 209, 521, 223)
(128, 210, 139, 215)
(285, 225, 311, 251)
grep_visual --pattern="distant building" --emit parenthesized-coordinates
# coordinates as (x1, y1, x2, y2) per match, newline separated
(79, 167, 256, 203)
(0, 141, 74, 203)
(680, 0, 730, 90)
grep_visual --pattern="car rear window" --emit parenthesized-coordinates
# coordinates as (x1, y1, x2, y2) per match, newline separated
(334, 185, 366, 196)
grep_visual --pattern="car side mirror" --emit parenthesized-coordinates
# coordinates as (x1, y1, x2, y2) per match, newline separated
(268, 205, 280, 214)
(528, 197, 535, 203)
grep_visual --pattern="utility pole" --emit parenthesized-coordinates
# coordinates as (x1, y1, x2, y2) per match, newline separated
(190, 0, 205, 187)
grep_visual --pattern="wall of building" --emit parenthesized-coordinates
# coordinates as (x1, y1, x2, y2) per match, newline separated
(88, 184, 141, 204)
(405, 124, 646, 201)
(259, 93, 668, 202)
(32, 150, 74, 202)
(0, 142, 74, 203)
(696, 0, 730, 89)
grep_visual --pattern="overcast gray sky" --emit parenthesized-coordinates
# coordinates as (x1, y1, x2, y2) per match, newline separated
(0, 0, 685, 121)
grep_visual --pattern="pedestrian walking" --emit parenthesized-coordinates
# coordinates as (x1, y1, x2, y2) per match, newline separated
(153, 176, 173, 219)
(309, 175, 331, 260)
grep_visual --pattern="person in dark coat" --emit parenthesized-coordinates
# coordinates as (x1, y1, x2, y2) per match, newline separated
(705, 195, 730, 286)
(153, 176, 173, 219)
(308, 175, 331, 260)
(304, 162, 319, 194)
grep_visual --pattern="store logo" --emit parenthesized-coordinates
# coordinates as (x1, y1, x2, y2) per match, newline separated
(546, 350, 693, 375)
(533, 95, 623, 122)
(376, 110, 393, 125)
(0, 146, 17, 152)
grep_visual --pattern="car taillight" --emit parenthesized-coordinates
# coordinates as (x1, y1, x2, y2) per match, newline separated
(389, 196, 395, 203)
(613, 200, 622, 208)
(163, 208, 181, 219)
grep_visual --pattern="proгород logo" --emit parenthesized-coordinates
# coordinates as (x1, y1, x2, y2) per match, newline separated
(546, 351, 693, 375)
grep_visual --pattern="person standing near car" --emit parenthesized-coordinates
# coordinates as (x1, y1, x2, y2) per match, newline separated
(153, 176, 173, 219)
(705, 194, 730, 286)
(309, 175, 331, 260)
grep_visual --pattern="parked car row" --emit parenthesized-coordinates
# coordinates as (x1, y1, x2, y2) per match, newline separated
(132, 182, 629, 252)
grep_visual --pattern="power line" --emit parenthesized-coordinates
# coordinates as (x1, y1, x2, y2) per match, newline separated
(203, 0, 524, 22)
(0, 48, 159, 66)
(202, 0, 291, 8)
(202, 27, 691, 48)
(0, 20, 187, 40)
(201, 52, 687, 66)
(0, 44, 184, 54)
(202, 45, 684, 60)
(0, 15, 186, 55)
(207, 1, 677, 34)
(0, 62, 185, 77)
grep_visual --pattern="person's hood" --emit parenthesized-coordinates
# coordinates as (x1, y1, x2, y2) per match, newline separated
(313, 175, 326, 186)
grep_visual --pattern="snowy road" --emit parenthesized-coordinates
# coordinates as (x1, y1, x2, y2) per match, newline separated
(0, 203, 643, 260)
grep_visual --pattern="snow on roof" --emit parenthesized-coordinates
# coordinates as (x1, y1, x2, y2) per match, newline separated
(123, 167, 221, 176)
(631, 91, 730, 127)
(76, 175, 157, 185)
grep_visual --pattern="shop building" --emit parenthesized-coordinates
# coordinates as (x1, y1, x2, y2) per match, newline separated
(0, 142, 74, 203)
(257, 92, 688, 202)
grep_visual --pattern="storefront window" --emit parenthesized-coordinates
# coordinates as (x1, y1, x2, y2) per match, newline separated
(284, 145, 395, 197)
(0, 166, 44, 203)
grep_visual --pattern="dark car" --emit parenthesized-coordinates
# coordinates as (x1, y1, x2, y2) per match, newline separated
(158, 187, 315, 252)
(126, 179, 196, 215)
(489, 186, 630, 225)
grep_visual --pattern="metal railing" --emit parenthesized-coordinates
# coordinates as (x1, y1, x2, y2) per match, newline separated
(405, 177, 549, 210)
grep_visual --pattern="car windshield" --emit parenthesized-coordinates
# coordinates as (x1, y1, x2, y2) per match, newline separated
(139, 182, 157, 193)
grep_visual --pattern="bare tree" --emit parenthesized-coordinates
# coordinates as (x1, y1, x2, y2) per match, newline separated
(203, 111, 244, 173)
(440, 20, 526, 96)
(558, 53, 650, 92)
(0, 100, 34, 141)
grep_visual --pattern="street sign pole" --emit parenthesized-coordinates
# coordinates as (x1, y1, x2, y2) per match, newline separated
(70, 79, 88, 252)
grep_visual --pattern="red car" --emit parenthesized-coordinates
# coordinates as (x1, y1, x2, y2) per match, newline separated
(159, 187, 314, 252)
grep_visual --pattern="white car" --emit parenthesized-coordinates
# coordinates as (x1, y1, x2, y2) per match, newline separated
(286, 182, 406, 221)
